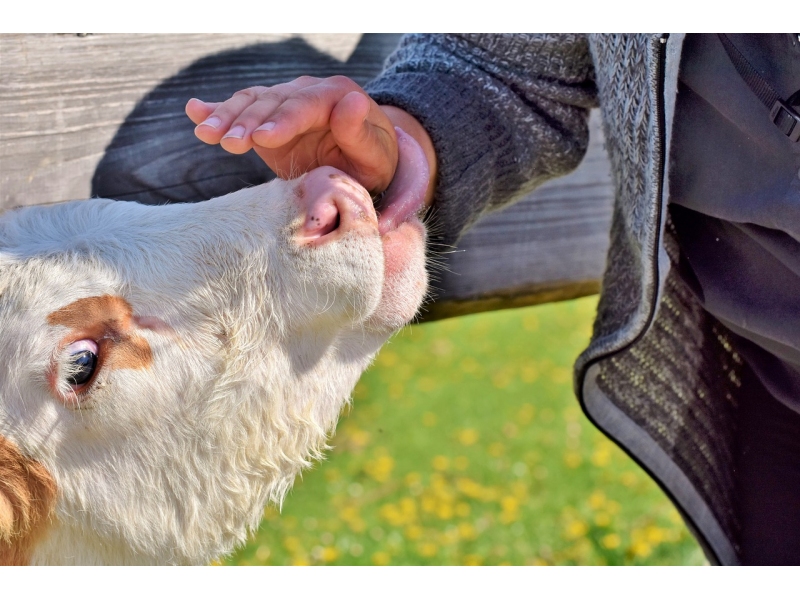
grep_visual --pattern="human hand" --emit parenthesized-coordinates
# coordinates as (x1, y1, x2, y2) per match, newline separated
(185, 76, 401, 195)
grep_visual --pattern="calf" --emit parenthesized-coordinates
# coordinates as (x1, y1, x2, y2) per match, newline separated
(0, 131, 429, 564)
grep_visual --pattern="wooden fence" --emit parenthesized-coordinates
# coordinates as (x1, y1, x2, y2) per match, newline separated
(0, 33, 614, 320)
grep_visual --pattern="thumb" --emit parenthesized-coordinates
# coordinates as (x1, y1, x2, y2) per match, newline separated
(330, 91, 398, 192)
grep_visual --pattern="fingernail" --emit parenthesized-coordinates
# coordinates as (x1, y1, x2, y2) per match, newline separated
(255, 122, 276, 132)
(223, 125, 246, 139)
(200, 116, 221, 129)
(191, 98, 211, 105)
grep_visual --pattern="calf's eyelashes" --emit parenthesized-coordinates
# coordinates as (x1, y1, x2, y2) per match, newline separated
(47, 295, 154, 372)
(46, 295, 155, 405)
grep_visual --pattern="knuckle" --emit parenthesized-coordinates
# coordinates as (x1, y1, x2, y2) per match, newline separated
(327, 75, 356, 88)
(232, 87, 260, 100)
(290, 88, 324, 110)
(293, 75, 320, 86)
(256, 89, 287, 106)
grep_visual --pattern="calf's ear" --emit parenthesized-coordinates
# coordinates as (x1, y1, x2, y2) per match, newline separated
(0, 492, 14, 541)
(0, 436, 57, 565)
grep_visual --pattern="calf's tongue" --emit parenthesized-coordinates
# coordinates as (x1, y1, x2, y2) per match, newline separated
(376, 127, 430, 236)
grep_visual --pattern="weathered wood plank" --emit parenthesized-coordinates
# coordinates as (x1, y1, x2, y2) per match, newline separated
(0, 33, 389, 208)
(0, 33, 613, 319)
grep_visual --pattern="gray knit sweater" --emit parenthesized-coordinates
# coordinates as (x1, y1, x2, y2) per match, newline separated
(366, 34, 745, 566)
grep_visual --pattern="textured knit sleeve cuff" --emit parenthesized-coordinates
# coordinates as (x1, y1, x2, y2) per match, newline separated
(366, 72, 507, 249)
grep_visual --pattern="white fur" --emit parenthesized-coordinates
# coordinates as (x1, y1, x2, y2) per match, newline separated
(0, 172, 427, 565)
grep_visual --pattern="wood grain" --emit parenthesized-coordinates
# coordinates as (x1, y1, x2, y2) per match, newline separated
(0, 33, 613, 319)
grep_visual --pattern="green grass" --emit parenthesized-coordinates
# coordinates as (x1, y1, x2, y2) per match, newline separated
(225, 296, 706, 566)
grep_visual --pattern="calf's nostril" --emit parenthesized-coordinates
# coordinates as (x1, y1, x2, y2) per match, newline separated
(301, 198, 340, 239)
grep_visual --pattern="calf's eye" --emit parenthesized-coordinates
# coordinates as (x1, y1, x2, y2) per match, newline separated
(64, 340, 99, 387)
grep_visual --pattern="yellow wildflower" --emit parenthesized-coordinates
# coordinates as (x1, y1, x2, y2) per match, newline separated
(594, 512, 611, 527)
(645, 525, 666, 545)
(463, 554, 483, 566)
(417, 542, 438, 557)
(365, 455, 395, 482)
(458, 429, 480, 446)
(431, 338, 454, 357)
(564, 451, 582, 469)
(379, 503, 405, 527)
(550, 367, 572, 384)
(399, 497, 417, 516)
(458, 522, 477, 540)
(520, 366, 539, 383)
(461, 357, 480, 373)
(255, 545, 271, 562)
(591, 446, 611, 467)
(601, 533, 621, 550)
(320, 547, 339, 563)
(283, 536, 301, 552)
(348, 429, 371, 449)
(405, 472, 422, 486)
(417, 376, 437, 392)
(517, 403, 536, 422)
(432, 455, 450, 471)
(443, 526, 460, 545)
(501, 496, 520, 512)
(503, 422, 519, 438)
(371, 551, 391, 566)
(564, 520, 588, 540)
(510, 481, 528, 499)
(630, 540, 652, 558)
(588, 490, 606, 510)
(422, 412, 438, 427)
(492, 371, 512, 389)
(499, 511, 519, 525)
(388, 382, 404, 399)
(379, 350, 398, 366)
(436, 502, 455, 520)
(489, 442, 505, 457)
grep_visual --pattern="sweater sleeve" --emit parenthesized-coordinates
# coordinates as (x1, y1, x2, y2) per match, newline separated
(364, 34, 599, 247)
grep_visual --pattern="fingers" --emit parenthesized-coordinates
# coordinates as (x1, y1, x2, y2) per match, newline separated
(185, 98, 221, 125)
(187, 76, 399, 191)
(191, 77, 365, 153)
(193, 85, 273, 153)
(192, 78, 324, 154)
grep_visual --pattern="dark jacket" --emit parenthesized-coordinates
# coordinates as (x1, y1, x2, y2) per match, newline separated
(367, 33, 745, 565)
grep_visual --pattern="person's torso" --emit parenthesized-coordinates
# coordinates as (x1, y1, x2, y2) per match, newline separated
(669, 33, 800, 410)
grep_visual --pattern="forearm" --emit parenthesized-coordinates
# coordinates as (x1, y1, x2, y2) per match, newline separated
(366, 34, 598, 246)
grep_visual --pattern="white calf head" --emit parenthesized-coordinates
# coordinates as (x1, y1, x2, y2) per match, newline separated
(0, 165, 427, 564)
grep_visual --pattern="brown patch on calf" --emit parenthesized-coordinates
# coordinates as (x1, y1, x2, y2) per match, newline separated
(47, 295, 153, 371)
(0, 435, 57, 565)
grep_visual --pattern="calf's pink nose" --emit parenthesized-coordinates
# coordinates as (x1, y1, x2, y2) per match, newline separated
(295, 166, 376, 243)
(301, 193, 340, 239)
